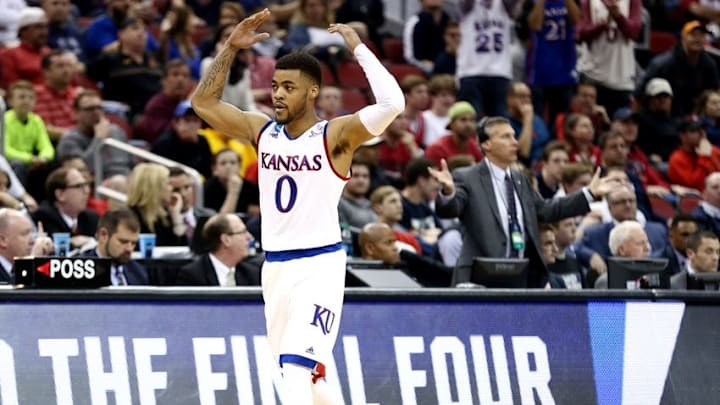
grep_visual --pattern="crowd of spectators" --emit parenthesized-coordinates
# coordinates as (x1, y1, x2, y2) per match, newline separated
(1, 0, 720, 289)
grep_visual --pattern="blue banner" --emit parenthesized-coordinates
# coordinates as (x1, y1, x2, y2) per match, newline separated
(0, 298, 692, 404)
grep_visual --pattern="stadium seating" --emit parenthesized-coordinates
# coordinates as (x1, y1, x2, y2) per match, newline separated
(382, 37, 404, 64)
(679, 194, 702, 214)
(342, 89, 369, 113)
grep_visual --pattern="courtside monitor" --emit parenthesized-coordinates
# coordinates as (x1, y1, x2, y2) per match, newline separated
(471, 258, 529, 288)
(607, 257, 670, 289)
(689, 272, 720, 291)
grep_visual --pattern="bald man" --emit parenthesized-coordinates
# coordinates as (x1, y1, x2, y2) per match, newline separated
(358, 222, 452, 287)
(0, 208, 54, 282)
(358, 222, 401, 265)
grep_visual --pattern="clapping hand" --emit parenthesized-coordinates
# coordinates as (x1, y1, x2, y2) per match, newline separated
(427, 159, 455, 196)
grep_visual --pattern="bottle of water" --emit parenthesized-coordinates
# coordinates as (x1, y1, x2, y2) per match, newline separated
(340, 222, 353, 257)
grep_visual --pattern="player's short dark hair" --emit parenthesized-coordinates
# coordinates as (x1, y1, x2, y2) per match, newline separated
(404, 157, 435, 185)
(275, 51, 322, 86)
(98, 208, 141, 235)
(203, 213, 234, 252)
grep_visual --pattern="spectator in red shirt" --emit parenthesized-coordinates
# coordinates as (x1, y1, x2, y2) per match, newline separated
(133, 59, 192, 143)
(563, 113, 602, 168)
(378, 110, 423, 181)
(668, 115, 720, 192)
(33, 50, 77, 142)
(0, 7, 51, 89)
(425, 101, 484, 168)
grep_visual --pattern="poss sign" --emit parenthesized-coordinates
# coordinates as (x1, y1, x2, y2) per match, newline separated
(13, 257, 111, 288)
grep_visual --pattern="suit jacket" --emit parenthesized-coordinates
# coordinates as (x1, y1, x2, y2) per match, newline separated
(657, 244, 684, 275)
(0, 260, 12, 283)
(32, 201, 99, 238)
(82, 250, 149, 286)
(175, 253, 261, 286)
(691, 205, 720, 237)
(435, 162, 592, 287)
(670, 270, 706, 290)
(575, 221, 668, 267)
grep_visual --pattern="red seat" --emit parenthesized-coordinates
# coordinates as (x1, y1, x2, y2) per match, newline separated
(387, 63, 426, 84)
(650, 31, 677, 55)
(679, 194, 702, 214)
(342, 89, 369, 113)
(382, 37, 405, 64)
(649, 194, 676, 221)
(336, 62, 369, 90)
(319, 61, 336, 86)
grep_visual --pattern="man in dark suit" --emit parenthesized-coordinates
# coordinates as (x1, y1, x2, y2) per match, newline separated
(176, 213, 260, 286)
(429, 116, 616, 287)
(32, 167, 99, 250)
(671, 231, 720, 289)
(576, 184, 668, 278)
(82, 208, 149, 286)
(659, 215, 699, 275)
(0, 208, 54, 282)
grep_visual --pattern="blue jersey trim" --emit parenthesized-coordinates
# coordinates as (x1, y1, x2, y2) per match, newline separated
(279, 354, 317, 369)
(265, 242, 343, 262)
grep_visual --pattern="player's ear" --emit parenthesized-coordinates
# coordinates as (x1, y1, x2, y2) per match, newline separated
(309, 83, 320, 100)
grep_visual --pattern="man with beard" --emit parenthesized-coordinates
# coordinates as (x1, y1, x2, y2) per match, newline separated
(83, 208, 148, 286)
(425, 101, 484, 168)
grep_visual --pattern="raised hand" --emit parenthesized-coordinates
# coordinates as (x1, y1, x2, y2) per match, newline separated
(226, 8, 271, 50)
(587, 167, 620, 199)
(427, 159, 455, 196)
(328, 23, 362, 51)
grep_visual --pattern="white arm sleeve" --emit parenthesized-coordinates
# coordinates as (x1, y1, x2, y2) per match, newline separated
(354, 44, 406, 135)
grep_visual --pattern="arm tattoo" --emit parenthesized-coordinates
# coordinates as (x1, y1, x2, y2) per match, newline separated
(196, 46, 238, 100)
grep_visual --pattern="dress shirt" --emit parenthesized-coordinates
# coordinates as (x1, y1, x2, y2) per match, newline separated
(0, 255, 13, 279)
(209, 253, 235, 287)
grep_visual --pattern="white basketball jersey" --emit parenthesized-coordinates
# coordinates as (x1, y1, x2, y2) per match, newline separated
(456, 0, 513, 79)
(257, 120, 348, 251)
(577, 0, 635, 90)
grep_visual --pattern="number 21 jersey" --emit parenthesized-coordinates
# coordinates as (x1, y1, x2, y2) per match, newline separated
(257, 120, 348, 251)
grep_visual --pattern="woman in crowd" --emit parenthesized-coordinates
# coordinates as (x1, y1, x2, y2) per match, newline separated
(126, 163, 187, 246)
(203, 149, 260, 217)
(563, 113, 601, 168)
(158, 5, 202, 79)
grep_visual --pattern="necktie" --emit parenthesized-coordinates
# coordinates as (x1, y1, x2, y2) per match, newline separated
(226, 268, 236, 287)
(114, 266, 128, 286)
(505, 174, 522, 258)
(184, 215, 194, 239)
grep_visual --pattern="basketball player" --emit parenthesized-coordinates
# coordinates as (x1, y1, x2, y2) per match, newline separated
(191, 9, 404, 405)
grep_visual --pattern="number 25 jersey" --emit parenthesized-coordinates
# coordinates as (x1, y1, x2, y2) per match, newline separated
(257, 120, 348, 251)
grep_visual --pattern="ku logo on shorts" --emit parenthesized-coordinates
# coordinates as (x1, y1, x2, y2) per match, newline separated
(310, 304, 336, 335)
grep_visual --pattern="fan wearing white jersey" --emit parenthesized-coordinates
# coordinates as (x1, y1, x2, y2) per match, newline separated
(191, 9, 404, 405)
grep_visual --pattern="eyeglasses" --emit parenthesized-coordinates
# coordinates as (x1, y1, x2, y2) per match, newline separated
(226, 228, 249, 236)
(65, 181, 92, 190)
